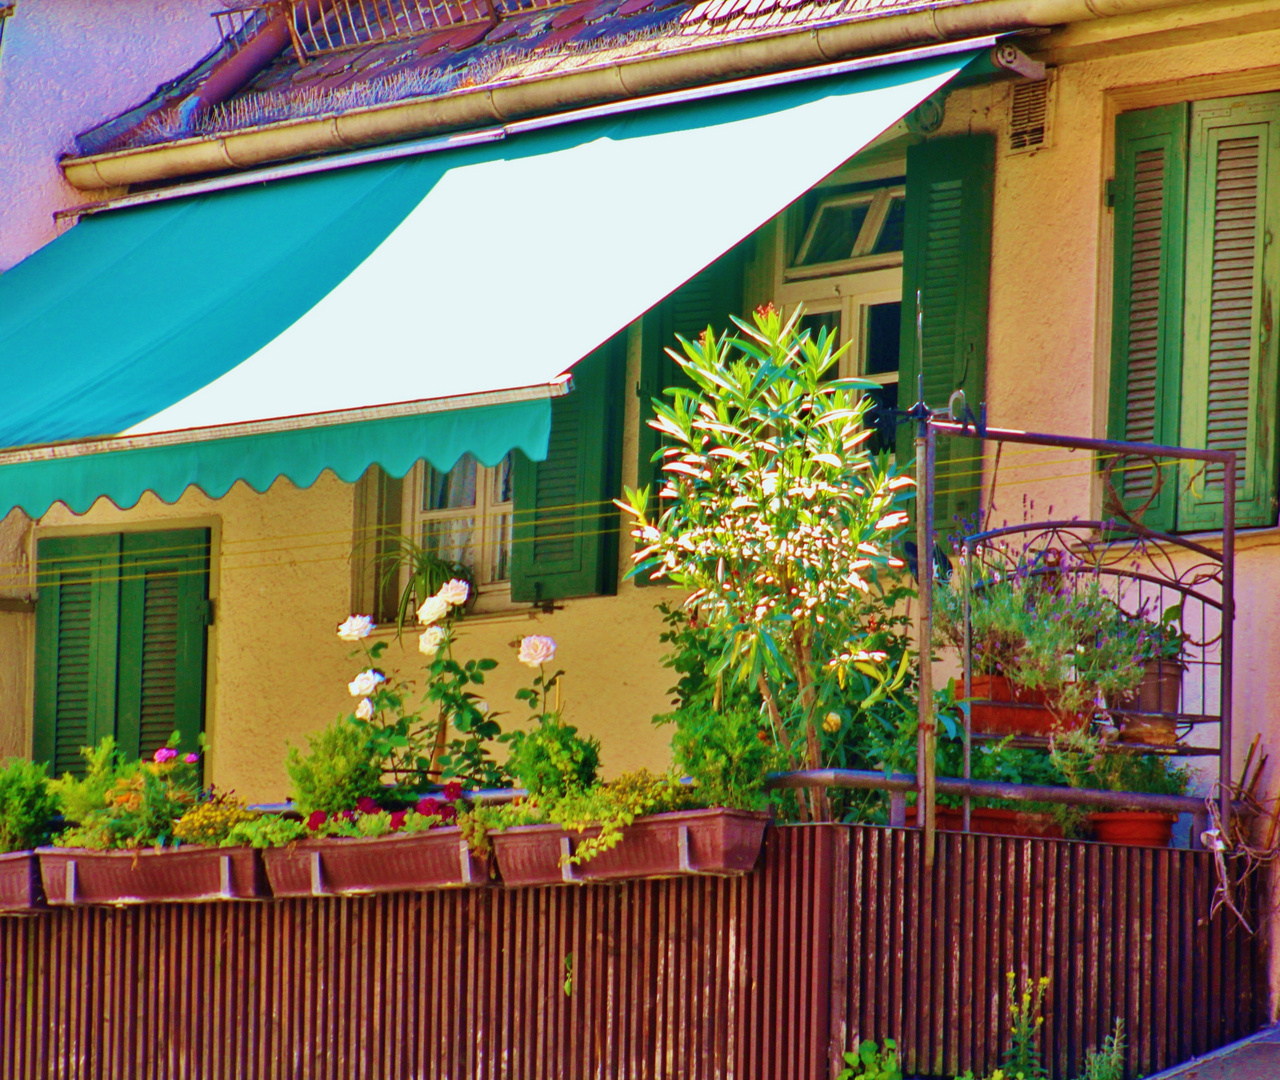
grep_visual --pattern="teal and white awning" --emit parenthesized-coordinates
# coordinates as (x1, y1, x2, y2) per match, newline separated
(0, 45, 981, 518)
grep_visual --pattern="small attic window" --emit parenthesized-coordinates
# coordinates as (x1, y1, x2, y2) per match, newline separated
(792, 184, 906, 271)
(1009, 79, 1051, 153)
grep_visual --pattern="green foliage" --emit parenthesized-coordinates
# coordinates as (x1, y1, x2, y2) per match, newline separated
(173, 791, 256, 846)
(371, 531, 474, 640)
(1051, 728, 1190, 796)
(0, 757, 57, 852)
(668, 704, 774, 810)
(505, 716, 600, 801)
(1077, 1019, 1126, 1080)
(286, 719, 384, 816)
(838, 1039, 903, 1080)
(51, 735, 200, 850)
(620, 304, 916, 817)
(223, 814, 307, 848)
(1002, 972, 1050, 1080)
(550, 769, 703, 864)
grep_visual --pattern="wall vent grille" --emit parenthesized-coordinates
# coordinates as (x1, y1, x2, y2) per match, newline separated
(1009, 78, 1051, 153)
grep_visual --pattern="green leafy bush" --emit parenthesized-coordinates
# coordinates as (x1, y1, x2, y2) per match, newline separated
(669, 705, 774, 810)
(51, 737, 200, 850)
(505, 716, 600, 801)
(223, 815, 307, 848)
(0, 757, 57, 852)
(838, 1039, 902, 1080)
(550, 769, 702, 864)
(1078, 1019, 1125, 1080)
(286, 718, 384, 816)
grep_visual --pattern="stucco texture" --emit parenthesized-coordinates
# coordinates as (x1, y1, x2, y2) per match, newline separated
(0, 0, 219, 271)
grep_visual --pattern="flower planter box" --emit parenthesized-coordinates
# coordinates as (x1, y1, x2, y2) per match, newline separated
(0, 851, 43, 913)
(261, 827, 491, 897)
(492, 809, 769, 886)
(1118, 659, 1185, 746)
(1089, 811, 1177, 848)
(905, 805, 1065, 840)
(37, 846, 265, 905)
(968, 674, 1088, 737)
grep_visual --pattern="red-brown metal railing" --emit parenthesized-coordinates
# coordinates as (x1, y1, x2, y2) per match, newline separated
(0, 825, 1259, 1079)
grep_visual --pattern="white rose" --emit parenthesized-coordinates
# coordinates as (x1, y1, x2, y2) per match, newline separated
(419, 625, 447, 658)
(416, 595, 450, 626)
(348, 669, 385, 697)
(354, 697, 374, 720)
(518, 635, 557, 668)
(436, 578, 470, 607)
(337, 614, 375, 641)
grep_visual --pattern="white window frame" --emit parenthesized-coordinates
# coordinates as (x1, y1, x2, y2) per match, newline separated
(784, 183, 906, 283)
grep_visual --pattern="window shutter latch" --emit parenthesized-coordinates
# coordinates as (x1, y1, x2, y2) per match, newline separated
(1104, 178, 1117, 209)
(202, 599, 216, 627)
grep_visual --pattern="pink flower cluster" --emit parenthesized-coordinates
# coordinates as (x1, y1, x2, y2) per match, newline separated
(305, 780, 467, 833)
(153, 747, 200, 765)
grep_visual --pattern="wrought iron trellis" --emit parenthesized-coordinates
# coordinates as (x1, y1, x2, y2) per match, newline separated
(913, 416, 1236, 858)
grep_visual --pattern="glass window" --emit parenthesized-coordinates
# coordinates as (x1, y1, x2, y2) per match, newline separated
(410, 452, 515, 589)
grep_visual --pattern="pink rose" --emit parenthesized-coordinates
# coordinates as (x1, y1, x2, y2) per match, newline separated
(517, 635, 556, 668)
(184, 752, 199, 764)
(153, 747, 178, 763)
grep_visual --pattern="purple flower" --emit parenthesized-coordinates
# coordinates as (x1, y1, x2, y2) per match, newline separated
(307, 810, 328, 831)
(356, 796, 380, 815)
(183, 752, 199, 764)
(153, 747, 177, 763)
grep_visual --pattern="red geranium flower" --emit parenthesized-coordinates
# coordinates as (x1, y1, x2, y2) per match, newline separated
(443, 781, 463, 803)
(307, 810, 328, 831)
(342, 809, 358, 822)
(389, 810, 407, 832)
(417, 797, 443, 817)
(356, 796, 379, 815)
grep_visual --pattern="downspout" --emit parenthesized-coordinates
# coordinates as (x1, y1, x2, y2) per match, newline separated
(61, 0, 1203, 191)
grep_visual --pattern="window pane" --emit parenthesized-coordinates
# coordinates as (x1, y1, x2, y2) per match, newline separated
(490, 453, 514, 505)
(799, 201, 868, 266)
(864, 382, 898, 456)
(421, 517, 475, 565)
(490, 512, 513, 583)
(864, 302, 901, 376)
(422, 454, 477, 511)
(871, 196, 906, 255)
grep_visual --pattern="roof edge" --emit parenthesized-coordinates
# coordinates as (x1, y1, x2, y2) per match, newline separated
(60, 0, 1194, 191)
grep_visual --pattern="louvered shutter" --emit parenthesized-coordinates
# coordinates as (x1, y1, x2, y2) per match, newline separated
(1179, 94, 1280, 530)
(898, 133, 995, 533)
(637, 252, 744, 499)
(115, 530, 210, 761)
(34, 535, 122, 776)
(1107, 104, 1189, 533)
(510, 339, 623, 603)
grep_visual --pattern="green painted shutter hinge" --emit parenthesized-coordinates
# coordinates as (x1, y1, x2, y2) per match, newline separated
(202, 599, 216, 626)
(1104, 178, 1117, 208)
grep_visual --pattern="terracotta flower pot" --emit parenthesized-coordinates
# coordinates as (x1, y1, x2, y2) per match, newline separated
(491, 808, 769, 886)
(968, 673, 1089, 737)
(262, 827, 492, 897)
(0, 851, 43, 913)
(1118, 659, 1185, 746)
(1088, 811, 1177, 848)
(905, 805, 1065, 839)
(37, 846, 265, 905)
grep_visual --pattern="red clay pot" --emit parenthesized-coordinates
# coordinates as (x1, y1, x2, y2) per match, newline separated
(905, 805, 1065, 839)
(968, 674, 1088, 737)
(0, 851, 43, 912)
(262, 827, 492, 897)
(492, 808, 769, 886)
(37, 846, 264, 905)
(1088, 811, 1177, 848)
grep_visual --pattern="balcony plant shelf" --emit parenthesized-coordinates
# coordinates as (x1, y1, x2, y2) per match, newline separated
(36, 846, 265, 905)
(262, 827, 491, 897)
(491, 807, 769, 887)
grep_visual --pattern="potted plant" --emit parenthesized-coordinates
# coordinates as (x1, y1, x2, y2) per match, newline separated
(0, 757, 58, 912)
(1051, 729, 1190, 847)
(1117, 604, 1188, 746)
(38, 738, 265, 904)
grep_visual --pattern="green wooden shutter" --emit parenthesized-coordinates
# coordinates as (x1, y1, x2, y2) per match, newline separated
(34, 535, 122, 776)
(351, 466, 404, 623)
(1107, 104, 1189, 533)
(115, 530, 210, 761)
(636, 253, 744, 499)
(510, 339, 624, 603)
(1179, 94, 1280, 530)
(898, 133, 995, 533)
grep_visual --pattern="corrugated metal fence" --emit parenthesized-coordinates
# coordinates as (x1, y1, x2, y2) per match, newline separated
(0, 825, 1261, 1079)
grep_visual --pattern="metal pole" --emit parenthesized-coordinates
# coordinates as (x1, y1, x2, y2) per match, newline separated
(913, 381, 936, 867)
(962, 536, 973, 833)
(1220, 456, 1235, 834)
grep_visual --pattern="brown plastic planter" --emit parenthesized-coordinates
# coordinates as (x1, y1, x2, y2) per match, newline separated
(493, 809, 769, 886)
(37, 846, 265, 905)
(0, 851, 43, 913)
(1119, 659, 1185, 745)
(1089, 811, 1178, 848)
(968, 673, 1088, 737)
(261, 827, 492, 897)
(905, 805, 1065, 839)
